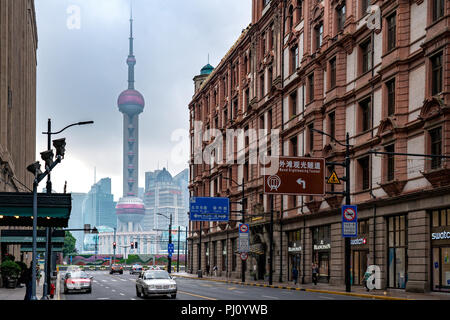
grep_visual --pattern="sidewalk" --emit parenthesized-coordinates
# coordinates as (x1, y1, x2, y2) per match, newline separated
(0, 271, 52, 301)
(172, 272, 450, 300)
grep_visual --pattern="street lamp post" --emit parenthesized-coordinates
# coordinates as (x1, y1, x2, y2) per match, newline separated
(27, 152, 63, 300)
(157, 213, 173, 273)
(41, 119, 93, 299)
(223, 175, 245, 283)
(312, 129, 352, 293)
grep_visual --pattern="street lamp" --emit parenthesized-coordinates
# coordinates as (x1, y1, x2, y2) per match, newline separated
(27, 147, 64, 300)
(40, 119, 93, 299)
(223, 175, 246, 283)
(157, 213, 173, 273)
(312, 128, 352, 292)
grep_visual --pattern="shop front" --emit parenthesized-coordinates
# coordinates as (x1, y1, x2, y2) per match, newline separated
(431, 208, 450, 292)
(312, 225, 331, 283)
(288, 230, 302, 281)
(350, 236, 369, 286)
(350, 219, 370, 286)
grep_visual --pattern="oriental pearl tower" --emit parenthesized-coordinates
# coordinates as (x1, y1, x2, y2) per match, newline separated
(116, 10, 145, 232)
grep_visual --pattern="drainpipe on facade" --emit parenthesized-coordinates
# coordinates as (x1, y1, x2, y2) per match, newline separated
(370, 190, 376, 266)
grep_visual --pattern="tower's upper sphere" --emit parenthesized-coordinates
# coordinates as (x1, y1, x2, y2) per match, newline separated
(118, 89, 145, 115)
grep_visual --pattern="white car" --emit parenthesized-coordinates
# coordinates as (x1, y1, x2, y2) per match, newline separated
(135, 270, 177, 299)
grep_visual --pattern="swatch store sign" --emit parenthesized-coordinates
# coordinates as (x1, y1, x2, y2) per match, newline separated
(432, 231, 450, 240)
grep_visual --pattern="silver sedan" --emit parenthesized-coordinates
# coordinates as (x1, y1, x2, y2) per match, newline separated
(135, 270, 177, 299)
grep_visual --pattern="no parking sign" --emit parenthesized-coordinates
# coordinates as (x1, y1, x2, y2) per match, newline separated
(342, 205, 357, 237)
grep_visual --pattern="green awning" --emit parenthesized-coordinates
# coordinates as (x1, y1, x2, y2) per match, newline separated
(0, 192, 72, 227)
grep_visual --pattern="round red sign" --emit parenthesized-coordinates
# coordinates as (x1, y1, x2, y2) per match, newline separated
(239, 224, 248, 233)
(343, 207, 356, 221)
(240, 252, 248, 261)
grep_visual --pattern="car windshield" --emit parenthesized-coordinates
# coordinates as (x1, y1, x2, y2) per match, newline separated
(70, 272, 89, 279)
(143, 271, 170, 280)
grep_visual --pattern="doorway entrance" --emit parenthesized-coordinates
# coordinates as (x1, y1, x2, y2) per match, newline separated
(352, 250, 368, 285)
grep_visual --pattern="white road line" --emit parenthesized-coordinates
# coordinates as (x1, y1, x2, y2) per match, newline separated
(262, 295, 279, 300)
(318, 295, 335, 300)
(97, 298, 110, 300)
(112, 289, 116, 292)
(120, 293, 125, 296)
(101, 280, 107, 282)
(105, 287, 110, 289)
(120, 279, 127, 282)
(111, 279, 117, 282)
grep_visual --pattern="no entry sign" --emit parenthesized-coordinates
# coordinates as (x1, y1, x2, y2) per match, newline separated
(263, 156, 325, 196)
(342, 205, 358, 237)
(240, 252, 248, 261)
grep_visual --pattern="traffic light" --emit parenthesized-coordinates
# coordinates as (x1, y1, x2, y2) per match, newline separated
(135, 242, 138, 249)
(131, 242, 134, 249)
(113, 242, 116, 249)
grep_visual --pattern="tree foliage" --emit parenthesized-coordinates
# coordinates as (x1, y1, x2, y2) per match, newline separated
(63, 231, 77, 257)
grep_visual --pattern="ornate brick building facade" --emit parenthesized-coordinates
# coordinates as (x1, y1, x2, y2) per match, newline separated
(0, 0, 38, 263)
(188, 0, 450, 293)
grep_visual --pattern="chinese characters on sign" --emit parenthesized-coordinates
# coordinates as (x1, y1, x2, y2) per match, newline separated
(263, 156, 325, 196)
(189, 197, 230, 222)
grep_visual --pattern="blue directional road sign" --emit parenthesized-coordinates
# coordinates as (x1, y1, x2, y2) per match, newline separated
(168, 243, 174, 254)
(342, 205, 358, 237)
(189, 197, 229, 222)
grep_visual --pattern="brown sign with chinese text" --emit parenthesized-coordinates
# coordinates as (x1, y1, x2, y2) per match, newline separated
(263, 156, 325, 196)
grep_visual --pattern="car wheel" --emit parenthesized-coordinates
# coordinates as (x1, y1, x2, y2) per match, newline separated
(136, 286, 141, 297)
(171, 294, 176, 299)
(87, 288, 92, 294)
(120, 271, 123, 274)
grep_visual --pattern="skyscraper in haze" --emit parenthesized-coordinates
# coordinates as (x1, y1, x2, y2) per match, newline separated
(115, 10, 145, 232)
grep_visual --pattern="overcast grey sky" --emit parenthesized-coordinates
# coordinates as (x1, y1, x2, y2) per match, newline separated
(35, 0, 251, 200)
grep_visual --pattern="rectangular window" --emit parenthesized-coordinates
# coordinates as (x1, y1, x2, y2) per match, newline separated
(268, 67, 273, 89)
(308, 123, 314, 152)
(246, 88, 250, 110)
(329, 111, 335, 139)
(291, 45, 299, 73)
(386, 144, 395, 182)
(361, 0, 370, 16)
(260, 74, 265, 98)
(386, 79, 395, 116)
(360, 39, 372, 74)
(260, 115, 265, 130)
(430, 127, 442, 169)
(308, 73, 315, 102)
(290, 91, 297, 117)
(387, 13, 396, 52)
(359, 98, 371, 132)
(315, 23, 323, 49)
(223, 75, 228, 98)
(433, 0, 445, 21)
(337, 5, 346, 32)
(358, 156, 370, 190)
(290, 136, 298, 156)
(268, 109, 273, 131)
(330, 57, 337, 89)
(431, 52, 443, 96)
(388, 215, 407, 289)
(262, 32, 266, 55)
(233, 99, 238, 119)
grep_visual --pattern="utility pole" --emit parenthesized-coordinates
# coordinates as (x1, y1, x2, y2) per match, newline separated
(241, 177, 245, 283)
(177, 226, 181, 272)
(198, 223, 202, 277)
(113, 227, 116, 266)
(269, 195, 273, 285)
(168, 214, 172, 273)
(344, 132, 351, 293)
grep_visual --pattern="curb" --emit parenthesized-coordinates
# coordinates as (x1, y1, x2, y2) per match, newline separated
(173, 275, 410, 301)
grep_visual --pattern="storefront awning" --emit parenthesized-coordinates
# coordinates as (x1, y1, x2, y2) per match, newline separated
(1, 229, 65, 253)
(0, 192, 72, 227)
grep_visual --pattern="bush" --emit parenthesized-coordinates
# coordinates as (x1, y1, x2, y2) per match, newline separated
(0, 260, 21, 278)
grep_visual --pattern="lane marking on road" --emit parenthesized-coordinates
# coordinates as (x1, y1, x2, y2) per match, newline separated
(105, 287, 110, 289)
(228, 287, 237, 290)
(111, 279, 117, 282)
(178, 290, 217, 300)
(101, 280, 107, 282)
(120, 279, 127, 282)
(318, 295, 335, 300)
(120, 293, 125, 296)
(112, 289, 116, 292)
(97, 298, 110, 300)
(262, 295, 279, 300)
